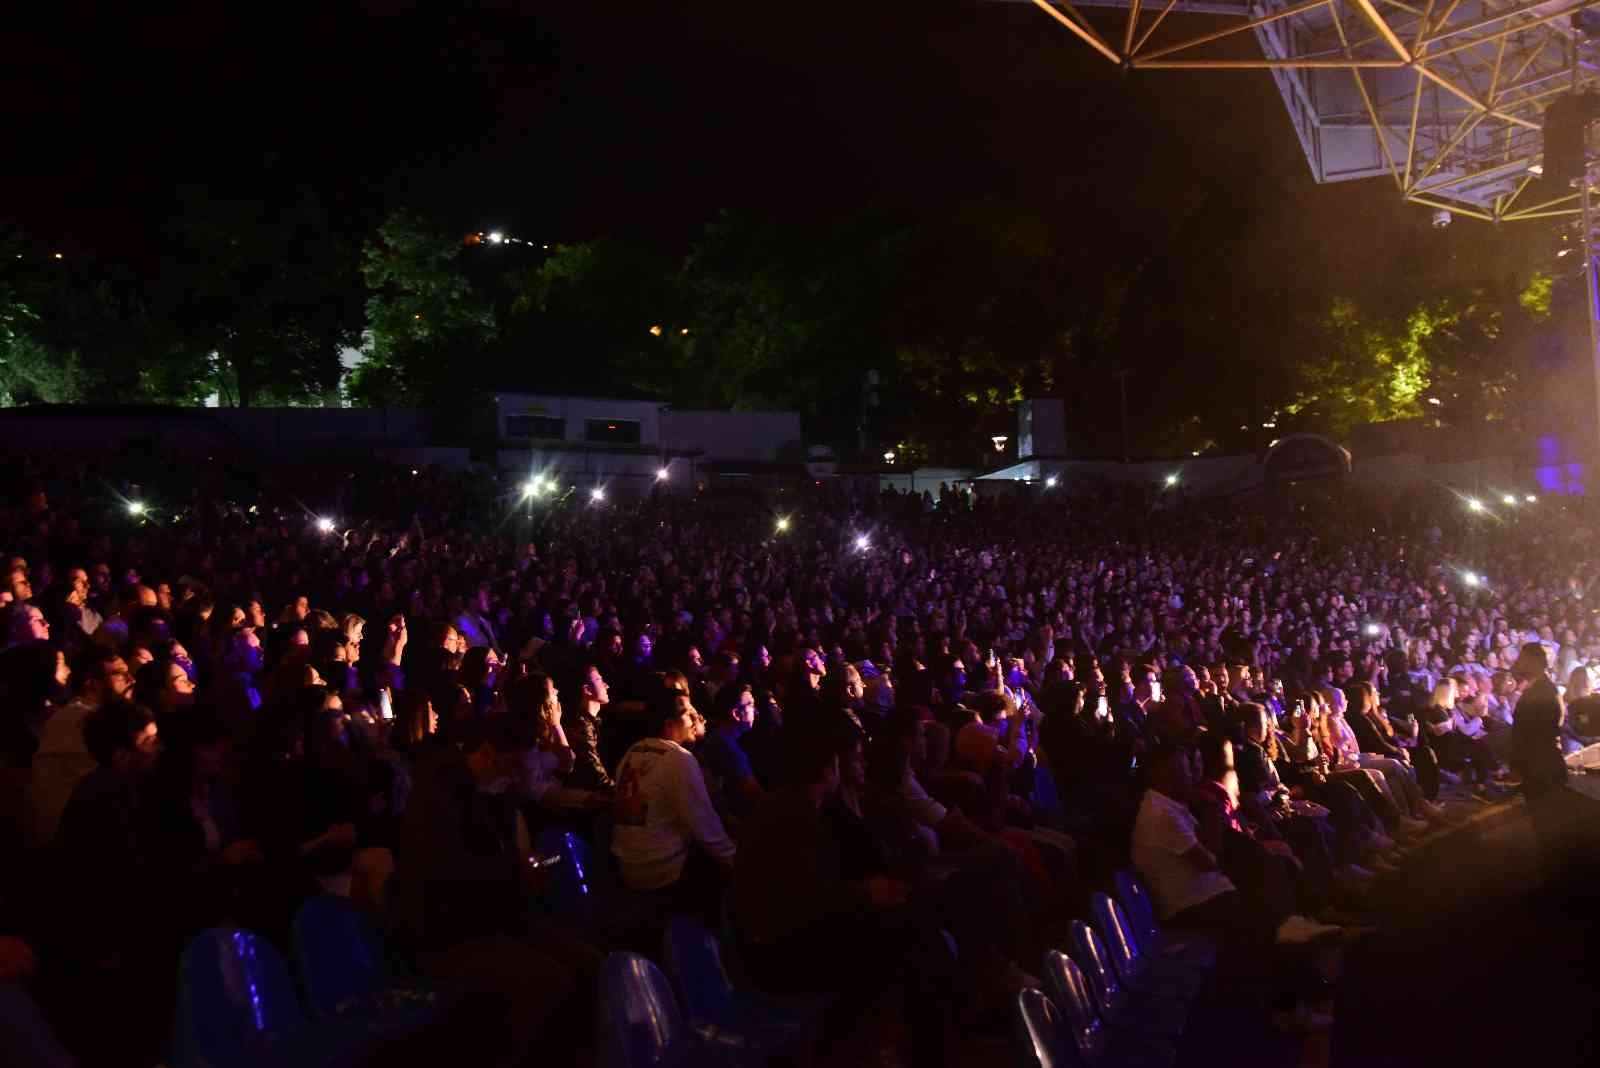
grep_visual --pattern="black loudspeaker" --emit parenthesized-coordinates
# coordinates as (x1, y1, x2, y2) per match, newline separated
(1542, 91, 1600, 186)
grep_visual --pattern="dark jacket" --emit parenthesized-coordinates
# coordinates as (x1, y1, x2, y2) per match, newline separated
(1349, 708, 1406, 760)
(562, 707, 614, 791)
(733, 786, 865, 946)
(391, 746, 527, 953)
(1511, 680, 1568, 798)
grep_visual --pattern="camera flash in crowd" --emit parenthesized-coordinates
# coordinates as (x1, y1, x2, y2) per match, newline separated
(1466, 498, 1484, 513)
(590, 486, 606, 502)
(775, 516, 791, 533)
(1365, 623, 1381, 637)
(1463, 571, 1481, 587)
(127, 501, 146, 516)
(656, 467, 670, 481)
(854, 534, 870, 551)
(315, 517, 336, 533)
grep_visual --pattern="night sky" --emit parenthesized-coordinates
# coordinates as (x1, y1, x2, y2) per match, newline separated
(7, 2, 1531, 293)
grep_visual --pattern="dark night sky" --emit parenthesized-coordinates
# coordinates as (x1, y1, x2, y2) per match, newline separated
(6, 2, 1530, 289)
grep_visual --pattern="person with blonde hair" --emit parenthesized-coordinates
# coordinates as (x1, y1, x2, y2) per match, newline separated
(1424, 677, 1501, 799)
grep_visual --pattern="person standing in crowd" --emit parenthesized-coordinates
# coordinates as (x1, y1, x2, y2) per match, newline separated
(1509, 644, 1580, 893)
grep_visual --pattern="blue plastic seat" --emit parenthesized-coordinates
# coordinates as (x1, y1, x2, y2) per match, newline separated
(1089, 893, 1205, 1001)
(1013, 988, 1082, 1068)
(293, 895, 445, 1032)
(1061, 926, 1188, 1040)
(172, 927, 372, 1068)
(537, 827, 661, 945)
(1038, 952, 1175, 1068)
(1032, 763, 1068, 828)
(662, 916, 824, 1060)
(596, 951, 753, 1068)
(537, 827, 603, 928)
(1113, 870, 1218, 974)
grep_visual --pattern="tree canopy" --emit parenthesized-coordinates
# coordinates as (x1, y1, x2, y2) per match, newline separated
(0, 199, 1580, 463)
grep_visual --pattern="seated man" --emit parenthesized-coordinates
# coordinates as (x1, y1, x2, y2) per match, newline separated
(696, 683, 764, 828)
(734, 711, 960, 1067)
(1132, 740, 1343, 964)
(610, 682, 736, 913)
(392, 713, 593, 1061)
(29, 645, 131, 845)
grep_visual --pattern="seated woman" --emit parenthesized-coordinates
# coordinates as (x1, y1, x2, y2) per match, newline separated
(1305, 690, 1421, 841)
(1231, 703, 1352, 900)
(1423, 678, 1502, 799)
(505, 673, 608, 821)
(1337, 681, 1446, 825)
(1190, 730, 1311, 919)
(1279, 695, 1402, 874)
(1381, 692, 1442, 800)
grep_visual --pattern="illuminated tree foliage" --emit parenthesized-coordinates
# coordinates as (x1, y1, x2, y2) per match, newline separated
(1286, 272, 1556, 440)
(348, 210, 497, 406)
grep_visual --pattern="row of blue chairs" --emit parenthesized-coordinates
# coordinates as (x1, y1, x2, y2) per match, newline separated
(171, 897, 446, 1068)
(1014, 872, 1218, 1068)
(597, 915, 831, 1068)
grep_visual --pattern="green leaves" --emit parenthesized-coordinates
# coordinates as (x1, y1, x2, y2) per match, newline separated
(349, 211, 497, 406)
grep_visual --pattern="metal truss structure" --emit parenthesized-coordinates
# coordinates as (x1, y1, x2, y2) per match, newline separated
(1015, 0, 1597, 223)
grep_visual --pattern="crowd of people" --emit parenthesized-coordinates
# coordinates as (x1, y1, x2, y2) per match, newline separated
(0, 454, 1584, 1066)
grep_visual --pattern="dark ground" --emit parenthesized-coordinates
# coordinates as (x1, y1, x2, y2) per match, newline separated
(1330, 787, 1600, 1068)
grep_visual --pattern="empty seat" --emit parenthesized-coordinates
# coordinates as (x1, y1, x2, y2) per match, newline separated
(172, 927, 372, 1068)
(1064, 922, 1189, 1039)
(1113, 869, 1218, 974)
(1035, 954, 1175, 1068)
(596, 951, 753, 1068)
(1090, 892, 1205, 1001)
(662, 916, 823, 1059)
(1013, 987, 1083, 1068)
(293, 894, 445, 1032)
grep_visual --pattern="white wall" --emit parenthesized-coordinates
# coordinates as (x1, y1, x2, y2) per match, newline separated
(659, 409, 802, 462)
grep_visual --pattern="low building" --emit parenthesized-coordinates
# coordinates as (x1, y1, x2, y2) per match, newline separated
(486, 393, 804, 495)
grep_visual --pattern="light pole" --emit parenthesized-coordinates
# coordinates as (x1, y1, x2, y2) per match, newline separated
(1114, 368, 1131, 463)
